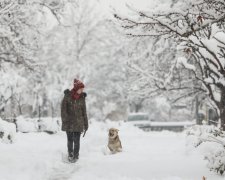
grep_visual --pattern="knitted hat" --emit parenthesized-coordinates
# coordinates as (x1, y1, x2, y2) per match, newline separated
(73, 79, 85, 92)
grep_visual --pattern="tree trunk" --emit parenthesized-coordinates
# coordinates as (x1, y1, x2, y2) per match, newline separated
(18, 104, 22, 115)
(17, 98, 23, 116)
(10, 87, 16, 118)
(219, 87, 225, 130)
(134, 103, 142, 113)
(38, 105, 41, 121)
(51, 102, 54, 118)
(220, 108, 225, 131)
(195, 95, 201, 125)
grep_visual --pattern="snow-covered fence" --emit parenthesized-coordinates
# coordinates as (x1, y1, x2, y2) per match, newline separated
(140, 121, 195, 132)
(186, 125, 225, 175)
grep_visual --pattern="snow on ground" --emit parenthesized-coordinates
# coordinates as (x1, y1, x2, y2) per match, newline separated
(0, 118, 16, 143)
(0, 119, 224, 180)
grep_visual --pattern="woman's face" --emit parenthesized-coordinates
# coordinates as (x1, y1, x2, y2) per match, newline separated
(77, 88, 84, 94)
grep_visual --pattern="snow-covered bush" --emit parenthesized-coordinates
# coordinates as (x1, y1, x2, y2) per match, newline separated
(16, 116, 60, 134)
(0, 118, 16, 143)
(205, 148, 225, 175)
(186, 125, 225, 175)
(37, 117, 61, 134)
(16, 116, 38, 133)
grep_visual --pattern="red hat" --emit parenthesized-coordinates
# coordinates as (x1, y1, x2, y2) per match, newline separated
(73, 79, 85, 92)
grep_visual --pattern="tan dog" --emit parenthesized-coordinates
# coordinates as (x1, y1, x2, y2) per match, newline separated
(108, 128, 122, 153)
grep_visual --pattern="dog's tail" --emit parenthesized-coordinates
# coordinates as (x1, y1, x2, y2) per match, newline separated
(202, 176, 206, 180)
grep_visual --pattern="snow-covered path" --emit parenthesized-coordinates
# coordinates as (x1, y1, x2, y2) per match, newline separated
(0, 121, 224, 180)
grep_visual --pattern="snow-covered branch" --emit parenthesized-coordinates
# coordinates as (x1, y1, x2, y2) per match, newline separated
(116, 0, 225, 129)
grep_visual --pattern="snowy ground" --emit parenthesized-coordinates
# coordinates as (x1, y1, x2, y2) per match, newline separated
(0, 120, 224, 180)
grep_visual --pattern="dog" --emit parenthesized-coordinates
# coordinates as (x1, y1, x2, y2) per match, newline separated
(108, 128, 122, 153)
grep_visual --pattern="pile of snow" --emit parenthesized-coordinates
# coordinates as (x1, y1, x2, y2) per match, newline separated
(16, 116, 38, 133)
(186, 125, 225, 175)
(0, 118, 16, 143)
(16, 116, 61, 134)
(38, 117, 61, 134)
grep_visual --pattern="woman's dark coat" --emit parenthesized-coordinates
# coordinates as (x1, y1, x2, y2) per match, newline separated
(61, 89, 88, 132)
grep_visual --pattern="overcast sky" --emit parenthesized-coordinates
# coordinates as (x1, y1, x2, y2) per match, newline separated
(100, 0, 153, 11)
(98, 0, 172, 18)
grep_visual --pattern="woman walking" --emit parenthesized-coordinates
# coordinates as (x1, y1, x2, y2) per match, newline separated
(61, 79, 88, 163)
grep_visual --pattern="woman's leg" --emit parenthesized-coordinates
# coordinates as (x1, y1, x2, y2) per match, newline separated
(66, 131, 74, 158)
(73, 132, 81, 159)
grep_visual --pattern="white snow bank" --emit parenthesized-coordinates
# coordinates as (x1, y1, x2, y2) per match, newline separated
(0, 118, 16, 143)
(186, 125, 225, 175)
